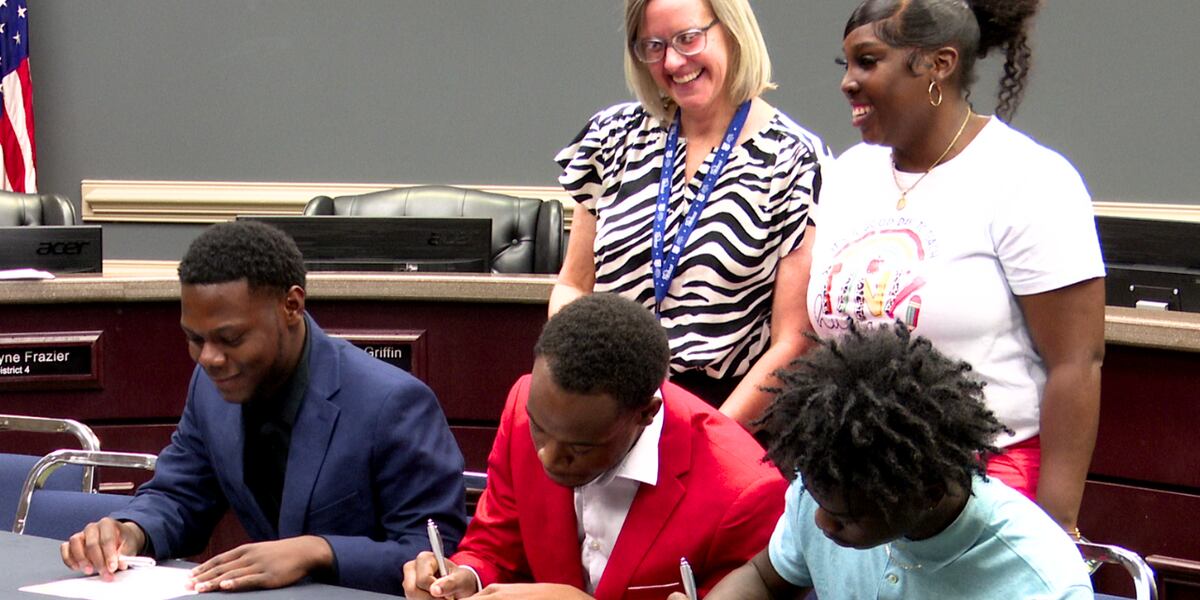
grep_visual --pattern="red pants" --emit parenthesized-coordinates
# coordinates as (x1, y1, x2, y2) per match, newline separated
(986, 436, 1041, 502)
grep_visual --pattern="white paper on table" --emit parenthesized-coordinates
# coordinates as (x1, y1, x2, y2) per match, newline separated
(18, 565, 198, 600)
(0, 268, 55, 280)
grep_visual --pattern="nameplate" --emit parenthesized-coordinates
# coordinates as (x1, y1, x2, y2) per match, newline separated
(328, 330, 427, 381)
(0, 332, 104, 390)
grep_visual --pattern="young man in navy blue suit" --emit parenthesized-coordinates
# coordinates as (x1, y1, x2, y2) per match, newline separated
(60, 220, 466, 595)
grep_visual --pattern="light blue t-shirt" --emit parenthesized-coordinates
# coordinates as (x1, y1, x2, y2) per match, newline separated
(768, 476, 1093, 599)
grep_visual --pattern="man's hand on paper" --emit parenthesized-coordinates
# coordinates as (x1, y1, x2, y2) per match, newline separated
(188, 535, 333, 592)
(403, 551, 477, 599)
(60, 517, 148, 581)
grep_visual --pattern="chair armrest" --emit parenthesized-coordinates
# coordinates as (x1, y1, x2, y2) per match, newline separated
(0, 415, 101, 491)
(13, 449, 157, 534)
(41, 194, 80, 226)
(1078, 541, 1159, 600)
(534, 198, 564, 274)
(304, 195, 336, 215)
(0, 415, 101, 451)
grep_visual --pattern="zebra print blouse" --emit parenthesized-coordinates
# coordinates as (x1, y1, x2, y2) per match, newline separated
(556, 102, 826, 379)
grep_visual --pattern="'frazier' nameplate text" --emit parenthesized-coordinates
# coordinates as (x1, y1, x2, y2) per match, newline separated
(0, 332, 103, 389)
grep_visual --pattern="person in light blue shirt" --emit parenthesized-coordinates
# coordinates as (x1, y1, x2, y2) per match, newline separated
(673, 322, 1093, 600)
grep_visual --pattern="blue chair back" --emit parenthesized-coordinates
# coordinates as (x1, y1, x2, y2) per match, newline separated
(11, 449, 157, 536)
(0, 454, 86, 529)
(22, 489, 135, 540)
(1, 414, 102, 527)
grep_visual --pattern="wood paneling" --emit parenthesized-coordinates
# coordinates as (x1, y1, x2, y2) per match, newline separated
(1092, 345, 1200, 488)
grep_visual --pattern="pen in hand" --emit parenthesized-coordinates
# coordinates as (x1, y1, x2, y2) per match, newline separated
(680, 557, 698, 600)
(118, 555, 157, 569)
(427, 519, 448, 578)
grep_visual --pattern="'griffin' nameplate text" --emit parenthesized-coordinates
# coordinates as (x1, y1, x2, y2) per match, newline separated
(329, 330, 427, 381)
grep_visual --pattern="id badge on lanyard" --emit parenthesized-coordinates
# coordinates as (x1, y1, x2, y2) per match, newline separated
(651, 100, 752, 316)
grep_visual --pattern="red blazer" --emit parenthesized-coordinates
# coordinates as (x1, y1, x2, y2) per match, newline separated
(452, 375, 786, 600)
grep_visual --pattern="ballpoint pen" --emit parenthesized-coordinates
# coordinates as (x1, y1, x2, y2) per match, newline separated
(118, 555, 157, 569)
(680, 557, 698, 600)
(427, 519, 448, 578)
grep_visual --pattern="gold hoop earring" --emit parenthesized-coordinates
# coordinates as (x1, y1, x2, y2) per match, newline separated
(928, 80, 944, 107)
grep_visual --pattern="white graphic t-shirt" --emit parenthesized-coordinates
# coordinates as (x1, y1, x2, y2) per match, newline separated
(808, 117, 1105, 445)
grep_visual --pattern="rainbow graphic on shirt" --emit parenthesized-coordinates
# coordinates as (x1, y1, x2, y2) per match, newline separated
(813, 224, 934, 331)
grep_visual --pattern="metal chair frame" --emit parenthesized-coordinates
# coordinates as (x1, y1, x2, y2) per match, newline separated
(12, 449, 157, 534)
(463, 470, 487, 490)
(464, 469, 487, 518)
(1078, 540, 1160, 600)
(0, 414, 102, 492)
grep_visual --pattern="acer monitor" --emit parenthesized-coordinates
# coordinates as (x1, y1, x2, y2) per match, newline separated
(0, 226, 103, 274)
(238, 215, 491, 273)
(1096, 216, 1200, 313)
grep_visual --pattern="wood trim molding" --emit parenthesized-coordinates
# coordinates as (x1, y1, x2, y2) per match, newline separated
(1093, 200, 1200, 222)
(80, 179, 575, 226)
(80, 179, 1199, 230)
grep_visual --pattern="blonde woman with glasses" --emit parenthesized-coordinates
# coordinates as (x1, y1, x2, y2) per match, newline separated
(554, 0, 828, 428)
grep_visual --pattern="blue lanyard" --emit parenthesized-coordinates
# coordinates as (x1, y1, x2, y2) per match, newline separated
(651, 100, 752, 315)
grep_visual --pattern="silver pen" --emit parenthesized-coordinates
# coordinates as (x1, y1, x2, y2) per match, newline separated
(680, 557, 698, 600)
(427, 519, 448, 578)
(119, 555, 157, 569)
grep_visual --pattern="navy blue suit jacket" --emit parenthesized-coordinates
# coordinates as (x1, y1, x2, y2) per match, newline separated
(113, 317, 466, 594)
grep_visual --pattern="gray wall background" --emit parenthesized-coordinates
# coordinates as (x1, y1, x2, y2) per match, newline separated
(28, 1, 1200, 258)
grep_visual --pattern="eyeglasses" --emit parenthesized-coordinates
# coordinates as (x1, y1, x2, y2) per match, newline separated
(632, 20, 720, 64)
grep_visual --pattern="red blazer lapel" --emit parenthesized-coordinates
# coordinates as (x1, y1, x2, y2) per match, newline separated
(514, 392, 587, 589)
(592, 392, 691, 599)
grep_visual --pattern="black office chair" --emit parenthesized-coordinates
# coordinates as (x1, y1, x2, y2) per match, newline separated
(305, 185, 565, 274)
(12, 449, 158, 539)
(0, 190, 79, 226)
(1078, 540, 1159, 600)
(0, 415, 101, 528)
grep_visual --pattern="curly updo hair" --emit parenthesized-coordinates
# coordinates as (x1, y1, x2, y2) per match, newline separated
(178, 220, 306, 295)
(756, 322, 1011, 511)
(534, 294, 670, 412)
(845, 0, 1040, 122)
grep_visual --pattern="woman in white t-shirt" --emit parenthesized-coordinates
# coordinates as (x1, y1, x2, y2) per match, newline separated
(810, 0, 1105, 535)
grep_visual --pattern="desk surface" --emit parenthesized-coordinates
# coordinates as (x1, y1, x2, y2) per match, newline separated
(0, 532, 398, 599)
(0, 260, 555, 304)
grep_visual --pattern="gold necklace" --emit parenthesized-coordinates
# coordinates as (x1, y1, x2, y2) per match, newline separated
(885, 543, 923, 571)
(892, 107, 973, 210)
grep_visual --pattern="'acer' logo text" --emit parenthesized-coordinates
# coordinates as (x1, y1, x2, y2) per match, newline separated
(36, 241, 90, 256)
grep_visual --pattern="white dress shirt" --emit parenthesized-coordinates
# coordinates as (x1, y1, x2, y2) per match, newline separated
(459, 394, 665, 595)
(574, 397, 664, 593)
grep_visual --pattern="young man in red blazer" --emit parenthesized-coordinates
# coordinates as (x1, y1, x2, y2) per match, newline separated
(404, 293, 787, 600)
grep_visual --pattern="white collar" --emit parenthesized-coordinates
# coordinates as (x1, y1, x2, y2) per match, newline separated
(585, 389, 664, 489)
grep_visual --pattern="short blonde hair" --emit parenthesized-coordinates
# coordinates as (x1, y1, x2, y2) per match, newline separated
(624, 0, 776, 122)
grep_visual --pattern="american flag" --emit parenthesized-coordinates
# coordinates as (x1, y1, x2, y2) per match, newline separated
(0, 0, 35, 192)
